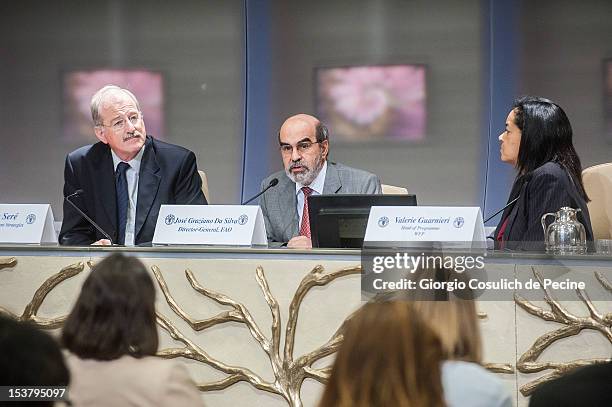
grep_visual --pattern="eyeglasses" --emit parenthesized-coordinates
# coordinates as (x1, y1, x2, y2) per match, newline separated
(99, 112, 143, 132)
(279, 140, 321, 155)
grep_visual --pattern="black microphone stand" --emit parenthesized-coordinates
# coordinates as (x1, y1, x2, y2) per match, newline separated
(65, 191, 115, 245)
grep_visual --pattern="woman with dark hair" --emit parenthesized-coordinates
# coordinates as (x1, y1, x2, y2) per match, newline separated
(0, 316, 70, 407)
(318, 301, 447, 407)
(494, 96, 593, 250)
(62, 253, 204, 407)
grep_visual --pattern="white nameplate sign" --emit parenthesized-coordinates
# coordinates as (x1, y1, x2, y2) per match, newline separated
(153, 205, 267, 246)
(0, 204, 57, 244)
(364, 206, 486, 246)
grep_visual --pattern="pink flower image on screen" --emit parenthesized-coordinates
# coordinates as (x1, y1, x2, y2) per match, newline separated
(317, 65, 426, 141)
(63, 70, 164, 142)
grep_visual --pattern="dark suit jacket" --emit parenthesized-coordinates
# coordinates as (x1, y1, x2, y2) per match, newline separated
(59, 136, 206, 246)
(528, 362, 612, 407)
(494, 161, 593, 251)
(259, 161, 381, 244)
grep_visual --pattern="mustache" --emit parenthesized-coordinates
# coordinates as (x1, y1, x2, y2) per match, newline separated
(122, 132, 142, 142)
(289, 161, 310, 171)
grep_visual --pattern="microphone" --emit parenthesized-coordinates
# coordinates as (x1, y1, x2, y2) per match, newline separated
(241, 178, 279, 205)
(65, 189, 114, 244)
(483, 196, 520, 223)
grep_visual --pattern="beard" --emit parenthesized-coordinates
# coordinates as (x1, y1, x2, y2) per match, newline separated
(285, 152, 324, 186)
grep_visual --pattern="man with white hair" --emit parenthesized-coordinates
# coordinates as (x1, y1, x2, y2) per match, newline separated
(259, 114, 381, 248)
(59, 85, 206, 246)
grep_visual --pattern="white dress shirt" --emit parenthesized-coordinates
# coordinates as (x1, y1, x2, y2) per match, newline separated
(295, 161, 327, 227)
(111, 147, 145, 246)
(441, 361, 512, 407)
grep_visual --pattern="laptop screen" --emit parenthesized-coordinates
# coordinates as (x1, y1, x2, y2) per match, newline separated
(308, 194, 417, 248)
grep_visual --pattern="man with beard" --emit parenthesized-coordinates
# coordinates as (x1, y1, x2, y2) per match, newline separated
(59, 85, 206, 246)
(259, 114, 381, 248)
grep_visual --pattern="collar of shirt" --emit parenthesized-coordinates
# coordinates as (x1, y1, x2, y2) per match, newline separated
(295, 160, 328, 196)
(111, 145, 145, 173)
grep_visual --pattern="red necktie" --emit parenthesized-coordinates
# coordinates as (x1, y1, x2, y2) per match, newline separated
(299, 186, 313, 238)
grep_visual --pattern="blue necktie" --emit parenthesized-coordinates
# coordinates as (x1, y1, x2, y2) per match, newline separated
(115, 162, 130, 245)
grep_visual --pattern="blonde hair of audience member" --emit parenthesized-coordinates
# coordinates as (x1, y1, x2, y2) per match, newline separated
(319, 301, 446, 407)
(412, 296, 482, 363)
(404, 265, 482, 363)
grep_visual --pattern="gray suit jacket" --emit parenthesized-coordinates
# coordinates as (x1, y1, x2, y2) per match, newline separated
(259, 161, 381, 244)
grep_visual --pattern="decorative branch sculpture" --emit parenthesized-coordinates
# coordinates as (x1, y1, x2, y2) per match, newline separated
(4, 256, 611, 404)
(0, 262, 84, 329)
(515, 267, 612, 396)
(152, 264, 361, 407)
(0, 257, 18, 271)
(484, 363, 515, 374)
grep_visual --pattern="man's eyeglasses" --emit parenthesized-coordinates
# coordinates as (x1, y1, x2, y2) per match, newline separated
(99, 112, 143, 132)
(279, 140, 321, 155)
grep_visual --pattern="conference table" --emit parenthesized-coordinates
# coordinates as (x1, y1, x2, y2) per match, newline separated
(0, 245, 610, 407)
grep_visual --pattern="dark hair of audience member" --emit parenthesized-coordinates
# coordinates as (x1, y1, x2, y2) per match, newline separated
(62, 253, 158, 360)
(0, 316, 69, 406)
(318, 301, 446, 407)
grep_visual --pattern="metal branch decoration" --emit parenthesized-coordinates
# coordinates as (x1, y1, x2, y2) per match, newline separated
(152, 264, 361, 407)
(515, 268, 612, 396)
(0, 261, 84, 329)
(484, 363, 514, 374)
(0, 257, 18, 271)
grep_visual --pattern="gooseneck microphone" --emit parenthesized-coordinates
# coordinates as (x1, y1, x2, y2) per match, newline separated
(483, 196, 520, 223)
(65, 189, 114, 244)
(241, 178, 279, 205)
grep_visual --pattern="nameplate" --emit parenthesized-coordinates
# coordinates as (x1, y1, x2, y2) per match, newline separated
(0, 204, 57, 244)
(364, 206, 486, 247)
(153, 205, 267, 246)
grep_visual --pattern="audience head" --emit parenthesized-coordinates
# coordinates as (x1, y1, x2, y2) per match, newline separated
(91, 84, 147, 162)
(499, 96, 588, 200)
(62, 253, 158, 360)
(0, 316, 69, 406)
(278, 114, 329, 186)
(408, 265, 483, 362)
(412, 295, 482, 363)
(319, 301, 446, 407)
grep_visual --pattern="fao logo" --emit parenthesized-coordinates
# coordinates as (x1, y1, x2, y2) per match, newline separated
(238, 214, 249, 225)
(25, 214, 36, 224)
(164, 214, 176, 225)
(453, 217, 465, 228)
(378, 216, 389, 228)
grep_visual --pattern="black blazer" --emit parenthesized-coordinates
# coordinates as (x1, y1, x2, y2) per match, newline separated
(59, 136, 206, 246)
(529, 362, 612, 407)
(494, 161, 593, 251)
